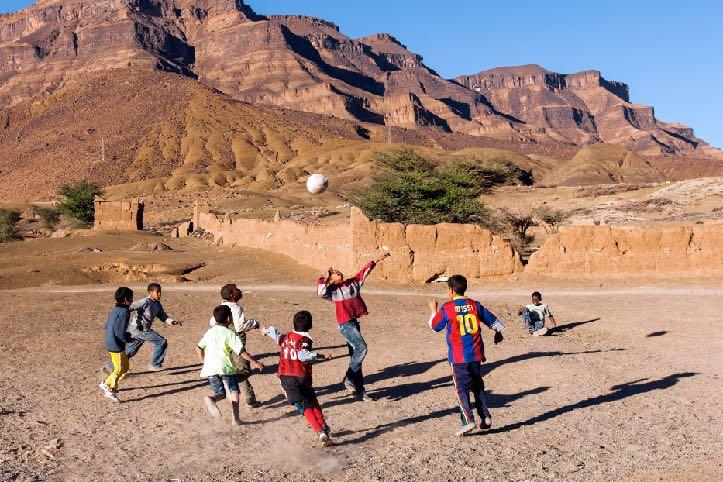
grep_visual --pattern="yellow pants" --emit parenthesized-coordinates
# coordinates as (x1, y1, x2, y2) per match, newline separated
(104, 351, 129, 392)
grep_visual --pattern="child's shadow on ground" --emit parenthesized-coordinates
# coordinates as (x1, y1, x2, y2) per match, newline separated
(548, 318, 601, 335)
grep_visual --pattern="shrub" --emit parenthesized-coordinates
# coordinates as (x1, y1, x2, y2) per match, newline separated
(0, 209, 20, 242)
(535, 206, 570, 233)
(57, 181, 103, 225)
(350, 150, 521, 227)
(498, 207, 537, 250)
(34, 206, 61, 229)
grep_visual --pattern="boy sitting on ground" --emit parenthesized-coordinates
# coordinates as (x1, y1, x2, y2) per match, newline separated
(263, 311, 334, 447)
(518, 291, 556, 336)
(197, 305, 264, 426)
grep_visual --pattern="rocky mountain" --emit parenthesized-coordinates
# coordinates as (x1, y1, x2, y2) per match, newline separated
(0, 0, 720, 160)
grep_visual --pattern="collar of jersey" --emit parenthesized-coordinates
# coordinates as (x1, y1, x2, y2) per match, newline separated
(293, 330, 312, 339)
(452, 295, 468, 300)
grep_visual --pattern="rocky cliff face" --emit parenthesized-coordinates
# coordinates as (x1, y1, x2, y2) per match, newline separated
(0, 1, 719, 158)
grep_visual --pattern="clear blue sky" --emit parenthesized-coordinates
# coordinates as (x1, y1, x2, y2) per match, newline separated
(3, 0, 722, 148)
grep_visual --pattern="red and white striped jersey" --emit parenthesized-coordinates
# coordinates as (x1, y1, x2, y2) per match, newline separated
(276, 331, 314, 378)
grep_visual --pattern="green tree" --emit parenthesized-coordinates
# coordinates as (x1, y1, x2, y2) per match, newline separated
(57, 180, 103, 225)
(350, 149, 523, 227)
(0, 209, 20, 242)
(535, 205, 570, 234)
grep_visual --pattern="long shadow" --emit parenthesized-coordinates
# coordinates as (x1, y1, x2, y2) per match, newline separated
(549, 318, 601, 335)
(484, 372, 697, 435)
(123, 380, 208, 403)
(123, 378, 206, 392)
(167, 363, 202, 371)
(337, 385, 549, 445)
(481, 349, 622, 377)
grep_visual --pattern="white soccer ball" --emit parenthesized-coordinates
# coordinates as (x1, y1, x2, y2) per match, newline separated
(306, 173, 329, 194)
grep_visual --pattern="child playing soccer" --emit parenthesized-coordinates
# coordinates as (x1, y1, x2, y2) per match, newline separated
(518, 291, 557, 336)
(427, 275, 505, 436)
(99, 287, 137, 403)
(317, 253, 390, 401)
(263, 311, 334, 447)
(209, 284, 261, 408)
(197, 305, 264, 426)
(105, 282, 183, 373)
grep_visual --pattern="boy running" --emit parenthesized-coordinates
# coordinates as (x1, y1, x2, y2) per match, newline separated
(104, 282, 182, 373)
(263, 311, 334, 447)
(197, 305, 264, 426)
(317, 253, 390, 401)
(99, 287, 137, 403)
(518, 291, 556, 336)
(427, 275, 505, 436)
(209, 284, 261, 407)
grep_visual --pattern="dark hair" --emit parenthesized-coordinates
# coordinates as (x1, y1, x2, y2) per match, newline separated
(115, 287, 133, 304)
(213, 305, 233, 326)
(447, 275, 467, 296)
(293, 311, 313, 332)
(220, 284, 237, 301)
(532, 291, 542, 299)
(147, 283, 161, 293)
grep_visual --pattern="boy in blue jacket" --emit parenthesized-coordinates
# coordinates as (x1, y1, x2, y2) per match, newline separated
(99, 287, 137, 402)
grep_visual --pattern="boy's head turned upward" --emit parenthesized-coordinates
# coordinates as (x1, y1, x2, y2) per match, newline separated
(293, 310, 313, 332)
(115, 287, 134, 305)
(447, 275, 467, 297)
(147, 282, 162, 300)
(532, 291, 542, 304)
(221, 283, 241, 302)
(213, 305, 233, 327)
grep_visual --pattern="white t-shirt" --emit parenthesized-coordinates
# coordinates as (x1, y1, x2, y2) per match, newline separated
(209, 301, 246, 333)
(525, 303, 552, 323)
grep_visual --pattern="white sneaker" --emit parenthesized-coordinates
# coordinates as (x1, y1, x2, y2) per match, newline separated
(319, 432, 334, 447)
(104, 391, 120, 403)
(532, 327, 549, 337)
(204, 396, 221, 419)
(98, 382, 111, 394)
(360, 391, 374, 402)
(455, 422, 476, 437)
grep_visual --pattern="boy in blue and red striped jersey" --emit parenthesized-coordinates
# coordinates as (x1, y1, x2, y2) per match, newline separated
(317, 253, 390, 401)
(263, 311, 334, 447)
(427, 274, 505, 436)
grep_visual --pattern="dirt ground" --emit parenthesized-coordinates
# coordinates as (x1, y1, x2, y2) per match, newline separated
(1, 269, 722, 480)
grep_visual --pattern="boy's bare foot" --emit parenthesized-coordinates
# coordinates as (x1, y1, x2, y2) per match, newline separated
(319, 433, 334, 447)
(204, 396, 221, 418)
(147, 364, 164, 372)
(455, 422, 476, 437)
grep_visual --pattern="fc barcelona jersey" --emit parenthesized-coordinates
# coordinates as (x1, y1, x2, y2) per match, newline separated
(430, 296, 499, 363)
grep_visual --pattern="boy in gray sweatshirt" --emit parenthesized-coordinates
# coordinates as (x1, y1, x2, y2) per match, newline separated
(99, 287, 136, 402)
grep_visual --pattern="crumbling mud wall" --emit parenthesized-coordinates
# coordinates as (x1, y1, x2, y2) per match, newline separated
(195, 206, 522, 282)
(526, 222, 723, 277)
(94, 199, 144, 230)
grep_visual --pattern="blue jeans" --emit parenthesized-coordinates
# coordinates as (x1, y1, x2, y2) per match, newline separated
(208, 375, 240, 395)
(339, 320, 367, 392)
(520, 310, 544, 333)
(126, 329, 168, 367)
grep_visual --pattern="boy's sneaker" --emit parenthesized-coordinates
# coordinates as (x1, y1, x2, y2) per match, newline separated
(245, 400, 262, 409)
(532, 327, 548, 337)
(455, 422, 476, 437)
(359, 391, 374, 402)
(147, 364, 164, 372)
(319, 432, 334, 447)
(479, 415, 492, 430)
(204, 396, 221, 419)
(104, 391, 120, 403)
(98, 382, 111, 394)
(343, 377, 356, 393)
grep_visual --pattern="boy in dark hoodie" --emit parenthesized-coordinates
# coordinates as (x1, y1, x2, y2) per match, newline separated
(99, 287, 136, 403)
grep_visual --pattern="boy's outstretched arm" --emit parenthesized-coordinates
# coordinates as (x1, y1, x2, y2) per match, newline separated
(427, 299, 448, 332)
(316, 270, 333, 299)
(354, 253, 389, 285)
(476, 302, 505, 344)
(239, 351, 265, 371)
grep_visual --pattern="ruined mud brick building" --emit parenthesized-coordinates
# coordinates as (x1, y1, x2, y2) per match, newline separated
(94, 198, 144, 231)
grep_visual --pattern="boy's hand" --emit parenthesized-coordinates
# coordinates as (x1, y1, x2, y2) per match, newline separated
(319, 353, 333, 361)
(493, 331, 504, 345)
(251, 360, 265, 371)
(427, 299, 438, 313)
(376, 252, 391, 264)
(171, 319, 183, 326)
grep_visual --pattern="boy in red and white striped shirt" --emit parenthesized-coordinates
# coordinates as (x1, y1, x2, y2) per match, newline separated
(263, 311, 334, 447)
(317, 253, 390, 400)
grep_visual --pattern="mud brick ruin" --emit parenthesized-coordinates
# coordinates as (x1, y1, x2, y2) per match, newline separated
(94, 198, 144, 231)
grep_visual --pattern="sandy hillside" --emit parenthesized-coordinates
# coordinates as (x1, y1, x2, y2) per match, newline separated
(1, 274, 721, 480)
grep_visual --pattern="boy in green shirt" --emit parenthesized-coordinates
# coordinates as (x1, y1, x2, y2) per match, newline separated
(196, 305, 264, 425)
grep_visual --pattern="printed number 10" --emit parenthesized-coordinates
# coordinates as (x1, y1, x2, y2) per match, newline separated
(457, 314, 479, 336)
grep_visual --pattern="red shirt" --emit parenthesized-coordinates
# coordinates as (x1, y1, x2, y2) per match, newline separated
(317, 261, 375, 324)
(276, 331, 314, 378)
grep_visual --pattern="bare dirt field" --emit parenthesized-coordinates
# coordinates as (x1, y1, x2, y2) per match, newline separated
(1, 273, 721, 480)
